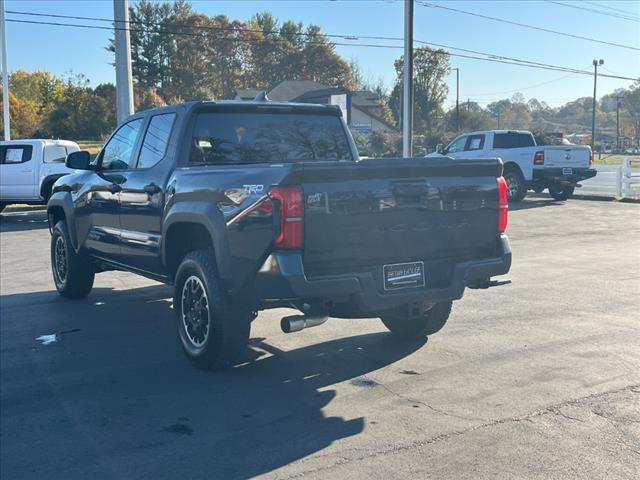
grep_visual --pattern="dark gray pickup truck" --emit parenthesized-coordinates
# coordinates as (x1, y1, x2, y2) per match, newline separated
(47, 100, 511, 369)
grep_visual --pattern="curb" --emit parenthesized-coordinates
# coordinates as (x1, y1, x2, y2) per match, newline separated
(527, 192, 640, 204)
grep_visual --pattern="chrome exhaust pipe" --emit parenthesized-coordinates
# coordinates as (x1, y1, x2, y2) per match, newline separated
(281, 314, 328, 333)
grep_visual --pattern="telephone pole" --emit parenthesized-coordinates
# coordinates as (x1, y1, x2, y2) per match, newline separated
(402, 0, 414, 157)
(615, 96, 621, 151)
(1, 0, 10, 140)
(452, 68, 460, 132)
(113, 0, 134, 124)
(591, 59, 604, 151)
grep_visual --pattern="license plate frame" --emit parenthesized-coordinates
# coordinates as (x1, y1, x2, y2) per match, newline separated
(383, 261, 425, 291)
(562, 167, 573, 175)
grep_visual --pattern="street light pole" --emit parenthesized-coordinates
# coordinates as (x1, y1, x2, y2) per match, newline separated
(591, 58, 604, 151)
(113, 0, 134, 124)
(453, 68, 460, 132)
(402, 0, 414, 158)
(1, 0, 10, 141)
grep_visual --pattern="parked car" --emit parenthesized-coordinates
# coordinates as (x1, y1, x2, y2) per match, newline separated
(47, 101, 512, 369)
(428, 130, 596, 201)
(0, 139, 80, 212)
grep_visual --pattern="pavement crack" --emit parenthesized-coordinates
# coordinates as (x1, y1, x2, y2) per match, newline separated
(376, 382, 490, 422)
(281, 383, 640, 480)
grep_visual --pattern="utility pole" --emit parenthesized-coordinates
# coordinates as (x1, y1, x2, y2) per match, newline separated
(402, 0, 413, 158)
(1, 0, 10, 141)
(453, 68, 460, 132)
(591, 58, 604, 151)
(467, 98, 470, 113)
(113, 0, 134, 124)
(497, 111, 501, 129)
(615, 96, 620, 152)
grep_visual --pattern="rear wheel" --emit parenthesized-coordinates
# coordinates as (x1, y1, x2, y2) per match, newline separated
(548, 185, 575, 201)
(503, 168, 527, 202)
(381, 301, 452, 339)
(174, 250, 251, 370)
(51, 220, 95, 299)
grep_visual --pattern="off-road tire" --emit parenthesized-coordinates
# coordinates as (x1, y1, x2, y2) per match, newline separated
(51, 220, 95, 299)
(174, 249, 251, 370)
(381, 301, 453, 339)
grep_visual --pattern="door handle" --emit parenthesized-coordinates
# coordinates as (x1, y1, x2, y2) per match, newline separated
(143, 183, 161, 194)
(106, 183, 122, 193)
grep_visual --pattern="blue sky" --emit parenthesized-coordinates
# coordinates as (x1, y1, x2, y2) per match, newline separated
(4, 0, 639, 107)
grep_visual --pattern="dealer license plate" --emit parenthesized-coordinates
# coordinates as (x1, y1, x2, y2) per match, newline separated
(383, 262, 425, 291)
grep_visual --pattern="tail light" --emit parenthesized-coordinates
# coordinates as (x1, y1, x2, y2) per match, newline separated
(533, 151, 544, 165)
(497, 177, 508, 233)
(270, 186, 304, 249)
(589, 148, 593, 167)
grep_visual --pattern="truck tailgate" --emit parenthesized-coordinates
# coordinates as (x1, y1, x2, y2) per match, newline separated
(542, 146, 590, 168)
(300, 158, 503, 278)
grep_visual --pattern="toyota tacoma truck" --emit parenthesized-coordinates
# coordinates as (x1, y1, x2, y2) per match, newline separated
(0, 139, 80, 213)
(47, 100, 511, 369)
(428, 130, 596, 201)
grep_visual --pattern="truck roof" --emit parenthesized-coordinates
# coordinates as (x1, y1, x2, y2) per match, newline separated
(0, 139, 79, 146)
(135, 100, 343, 118)
(460, 130, 533, 136)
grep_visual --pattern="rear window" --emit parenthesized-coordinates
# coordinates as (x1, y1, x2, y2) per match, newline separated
(44, 145, 68, 163)
(189, 112, 353, 164)
(0, 145, 33, 164)
(493, 133, 535, 149)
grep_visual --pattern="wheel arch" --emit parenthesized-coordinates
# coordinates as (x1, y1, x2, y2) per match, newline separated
(47, 192, 79, 250)
(162, 202, 231, 283)
(40, 174, 67, 201)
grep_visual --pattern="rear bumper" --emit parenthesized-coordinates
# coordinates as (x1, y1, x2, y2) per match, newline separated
(532, 167, 597, 186)
(254, 234, 512, 313)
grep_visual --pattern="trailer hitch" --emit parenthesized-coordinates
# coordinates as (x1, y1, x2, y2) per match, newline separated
(467, 278, 512, 289)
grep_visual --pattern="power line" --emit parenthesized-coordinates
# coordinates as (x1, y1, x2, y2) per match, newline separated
(6, 9, 639, 81)
(418, 1, 640, 51)
(583, 1, 640, 18)
(467, 72, 578, 97)
(546, 1, 640, 22)
(5, 16, 639, 83)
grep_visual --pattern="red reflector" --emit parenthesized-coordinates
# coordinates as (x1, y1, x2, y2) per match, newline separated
(270, 186, 304, 249)
(533, 150, 544, 165)
(497, 177, 508, 233)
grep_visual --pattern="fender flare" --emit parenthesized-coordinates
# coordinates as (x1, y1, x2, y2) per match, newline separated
(47, 192, 79, 251)
(40, 174, 69, 200)
(162, 201, 231, 283)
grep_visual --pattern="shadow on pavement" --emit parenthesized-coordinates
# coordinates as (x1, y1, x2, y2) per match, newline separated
(1, 284, 425, 479)
(510, 198, 564, 211)
(0, 209, 49, 233)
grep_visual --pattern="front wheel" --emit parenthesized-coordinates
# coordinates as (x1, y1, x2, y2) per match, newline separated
(381, 301, 453, 339)
(174, 250, 251, 370)
(51, 220, 95, 299)
(548, 185, 575, 201)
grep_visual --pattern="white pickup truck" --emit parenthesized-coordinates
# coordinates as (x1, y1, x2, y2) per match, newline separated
(427, 130, 596, 201)
(0, 139, 80, 213)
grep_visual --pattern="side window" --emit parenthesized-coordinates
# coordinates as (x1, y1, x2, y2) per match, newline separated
(100, 118, 144, 171)
(44, 145, 68, 163)
(517, 133, 535, 147)
(465, 134, 485, 151)
(1, 145, 33, 164)
(446, 136, 467, 154)
(493, 133, 520, 149)
(137, 113, 176, 169)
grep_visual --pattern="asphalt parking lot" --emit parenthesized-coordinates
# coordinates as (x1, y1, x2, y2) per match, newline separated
(1, 198, 639, 479)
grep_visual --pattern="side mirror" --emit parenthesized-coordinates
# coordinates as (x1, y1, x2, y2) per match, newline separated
(66, 150, 92, 170)
(436, 144, 444, 154)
